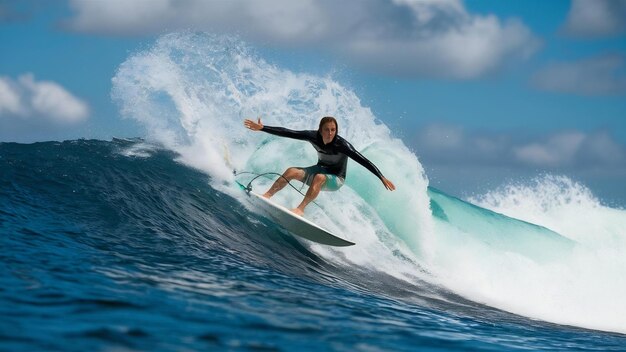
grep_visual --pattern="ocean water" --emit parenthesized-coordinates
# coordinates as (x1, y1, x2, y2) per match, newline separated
(2, 32, 626, 351)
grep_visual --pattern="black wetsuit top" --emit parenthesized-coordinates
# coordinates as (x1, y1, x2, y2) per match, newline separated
(261, 125, 385, 182)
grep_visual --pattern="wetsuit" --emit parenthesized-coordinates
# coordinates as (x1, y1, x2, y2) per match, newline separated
(261, 125, 385, 184)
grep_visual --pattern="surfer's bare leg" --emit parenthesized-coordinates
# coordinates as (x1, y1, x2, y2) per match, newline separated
(263, 167, 304, 199)
(292, 174, 326, 216)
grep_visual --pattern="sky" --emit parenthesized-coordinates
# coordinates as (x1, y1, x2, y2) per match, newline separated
(1, 0, 625, 205)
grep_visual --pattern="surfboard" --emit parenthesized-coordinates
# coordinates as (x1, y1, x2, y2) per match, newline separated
(237, 182, 355, 247)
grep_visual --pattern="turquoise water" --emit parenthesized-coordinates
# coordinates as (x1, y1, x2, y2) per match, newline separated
(2, 139, 625, 351)
(3, 31, 625, 350)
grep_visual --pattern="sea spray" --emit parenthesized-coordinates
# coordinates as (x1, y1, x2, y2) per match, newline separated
(429, 175, 626, 333)
(111, 32, 626, 334)
(5, 140, 626, 350)
(470, 175, 626, 247)
(112, 32, 432, 276)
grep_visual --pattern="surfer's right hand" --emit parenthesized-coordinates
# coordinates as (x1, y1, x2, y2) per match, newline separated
(244, 117, 263, 131)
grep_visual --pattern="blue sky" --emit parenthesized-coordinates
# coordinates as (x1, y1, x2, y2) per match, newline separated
(1, 0, 625, 204)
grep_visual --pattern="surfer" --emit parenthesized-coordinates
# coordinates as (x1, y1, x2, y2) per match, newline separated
(244, 116, 395, 216)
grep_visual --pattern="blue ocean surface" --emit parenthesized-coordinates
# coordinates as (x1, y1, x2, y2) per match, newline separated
(2, 139, 626, 351)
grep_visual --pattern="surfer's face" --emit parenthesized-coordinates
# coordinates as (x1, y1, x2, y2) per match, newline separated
(320, 122, 337, 144)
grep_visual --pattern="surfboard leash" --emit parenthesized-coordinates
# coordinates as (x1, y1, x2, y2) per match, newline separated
(233, 170, 322, 209)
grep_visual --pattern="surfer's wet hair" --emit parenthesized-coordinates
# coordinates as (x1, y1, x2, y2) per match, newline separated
(319, 116, 338, 133)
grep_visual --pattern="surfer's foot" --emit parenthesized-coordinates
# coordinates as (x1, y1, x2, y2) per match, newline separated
(291, 208, 304, 216)
(262, 192, 271, 199)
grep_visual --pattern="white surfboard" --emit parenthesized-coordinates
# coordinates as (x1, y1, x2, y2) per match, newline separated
(240, 184, 355, 247)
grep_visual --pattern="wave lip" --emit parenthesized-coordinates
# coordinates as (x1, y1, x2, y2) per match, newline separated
(2, 139, 626, 351)
(430, 176, 626, 335)
(108, 31, 626, 335)
(429, 186, 576, 262)
(111, 31, 433, 279)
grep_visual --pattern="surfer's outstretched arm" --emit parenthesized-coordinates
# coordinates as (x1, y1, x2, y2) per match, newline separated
(340, 139, 396, 191)
(244, 118, 315, 141)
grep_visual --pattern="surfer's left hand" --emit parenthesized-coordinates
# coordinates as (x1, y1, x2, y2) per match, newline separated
(382, 177, 396, 191)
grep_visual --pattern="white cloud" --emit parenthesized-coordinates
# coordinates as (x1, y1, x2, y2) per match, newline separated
(391, 0, 466, 23)
(414, 123, 626, 170)
(514, 132, 586, 167)
(0, 78, 24, 115)
(579, 131, 626, 165)
(64, 0, 540, 79)
(563, 0, 626, 38)
(66, 0, 328, 42)
(0, 73, 89, 123)
(532, 54, 626, 96)
(514, 131, 626, 168)
(344, 2, 539, 78)
(415, 123, 510, 165)
(19, 74, 89, 123)
(420, 123, 464, 149)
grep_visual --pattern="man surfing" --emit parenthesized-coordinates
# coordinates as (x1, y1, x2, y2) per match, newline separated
(244, 116, 395, 216)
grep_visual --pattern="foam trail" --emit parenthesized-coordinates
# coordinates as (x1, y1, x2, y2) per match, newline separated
(111, 32, 432, 279)
(430, 175, 626, 334)
(470, 175, 626, 247)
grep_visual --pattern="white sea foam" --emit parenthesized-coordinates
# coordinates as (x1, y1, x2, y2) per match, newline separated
(470, 175, 626, 247)
(111, 32, 432, 283)
(112, 32, 626, 334)
(431, 175, 626, 333)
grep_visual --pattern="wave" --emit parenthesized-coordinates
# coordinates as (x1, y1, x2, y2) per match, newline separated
(104, 32, 626, 334)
